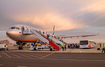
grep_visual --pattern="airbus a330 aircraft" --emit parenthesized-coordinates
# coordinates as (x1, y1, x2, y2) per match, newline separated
(6, 25, 99, 50)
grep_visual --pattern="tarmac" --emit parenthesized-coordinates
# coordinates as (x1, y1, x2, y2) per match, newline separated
(7, 45, 103, 53)
(0, 51, 105, 67)
(0, 45, 105, 67)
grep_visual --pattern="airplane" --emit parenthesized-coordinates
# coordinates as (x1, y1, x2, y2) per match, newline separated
(6, 25, 99, 50)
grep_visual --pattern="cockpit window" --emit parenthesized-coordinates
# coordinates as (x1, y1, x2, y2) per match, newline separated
(16, 27, 20, 30)
(11, 27, 15, 29)
(9, 27, 20, 30)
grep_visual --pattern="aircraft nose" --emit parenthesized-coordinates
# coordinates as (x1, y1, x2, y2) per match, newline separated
(6, 30, 21, 36)
(6, 30, 13, 36)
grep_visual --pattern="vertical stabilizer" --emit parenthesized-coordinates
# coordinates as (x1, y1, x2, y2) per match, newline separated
(52, 25, 55, 35)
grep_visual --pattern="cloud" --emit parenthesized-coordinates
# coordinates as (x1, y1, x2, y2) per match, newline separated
(0, 0, 105, 31)
(0, 0, 105, 43)
(9, 12, 85, 31)
(0, 0, 85, 31)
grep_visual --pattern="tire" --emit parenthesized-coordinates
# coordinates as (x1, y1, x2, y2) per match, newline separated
(50, 48, 52, 51)
(34, 48, 36, 50)
(97, 48, 100, 50)
(6, 48, 9, 50)
(18, 46, 23, 50)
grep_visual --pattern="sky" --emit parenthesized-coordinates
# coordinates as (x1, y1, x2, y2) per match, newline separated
(0, 0, 105, 43)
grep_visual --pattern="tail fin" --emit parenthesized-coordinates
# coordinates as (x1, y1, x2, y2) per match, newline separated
(52, 25, 55, 35)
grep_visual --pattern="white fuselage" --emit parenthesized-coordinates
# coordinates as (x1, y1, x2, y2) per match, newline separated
(6, 25, 39, 43)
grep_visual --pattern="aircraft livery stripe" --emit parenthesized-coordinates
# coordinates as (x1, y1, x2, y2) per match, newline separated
(16, 40, 38, 42)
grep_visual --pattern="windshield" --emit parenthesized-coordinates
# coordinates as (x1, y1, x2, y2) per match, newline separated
(15, 27, 20, 30)
(9, 27, 20, 30)
(11, 27, 15, 29)
(80, 41, 88, 45)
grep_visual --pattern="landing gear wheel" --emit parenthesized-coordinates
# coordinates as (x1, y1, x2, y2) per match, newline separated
(6, 48, 9, 50)
(50, 48, 52, 51)
(18, 46, 23, 50)
(34, 48, 36, 50)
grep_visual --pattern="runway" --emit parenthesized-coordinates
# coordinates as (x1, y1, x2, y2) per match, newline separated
(0, 51, 105, 67)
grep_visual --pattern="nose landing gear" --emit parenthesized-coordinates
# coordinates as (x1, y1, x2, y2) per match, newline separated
(16, 41, 26, 50)
(18, 45, 23, 50)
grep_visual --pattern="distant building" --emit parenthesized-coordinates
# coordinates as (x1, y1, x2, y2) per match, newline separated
(0, 40, 10, 45)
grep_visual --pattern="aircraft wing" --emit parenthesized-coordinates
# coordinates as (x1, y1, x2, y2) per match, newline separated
(57, 33, 99, 39)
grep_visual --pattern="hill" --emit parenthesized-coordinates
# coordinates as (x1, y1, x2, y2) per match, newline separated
(0, 40, 10, 44)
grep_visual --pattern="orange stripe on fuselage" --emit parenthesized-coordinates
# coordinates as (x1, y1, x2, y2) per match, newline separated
(15, 40, 40, 42)
(19, 40, 37, 41)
